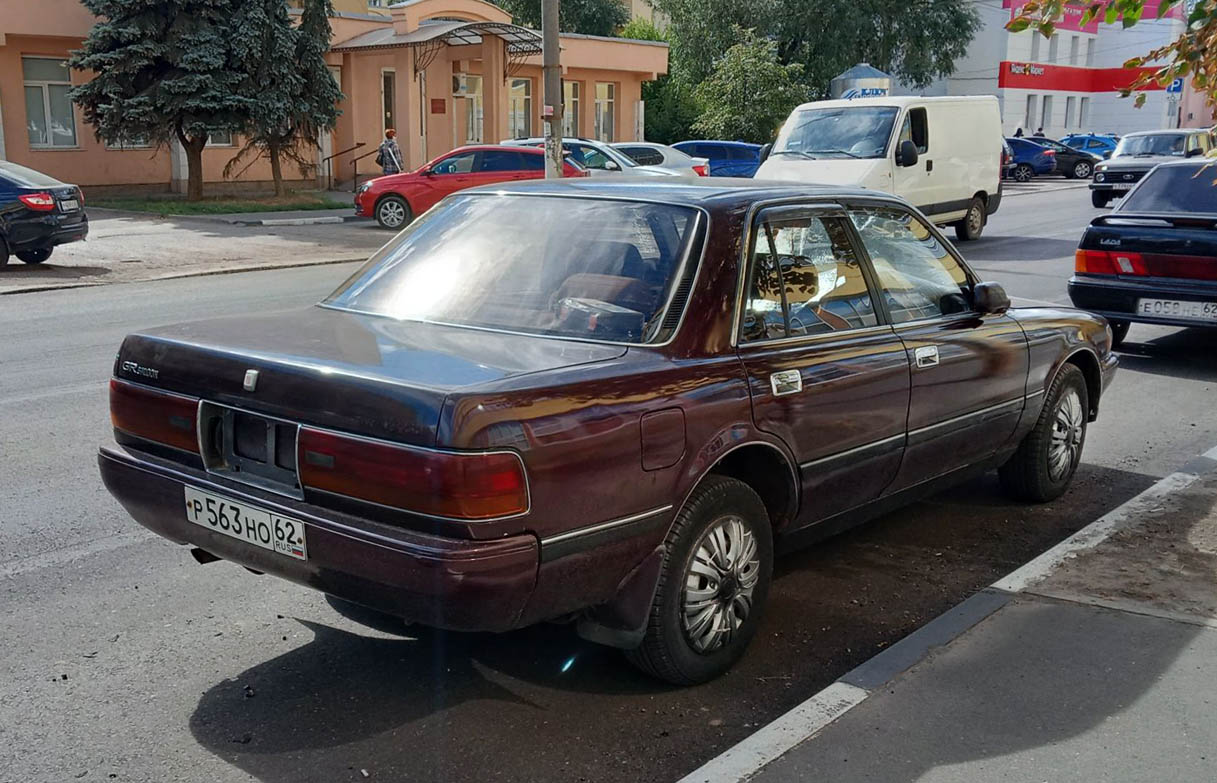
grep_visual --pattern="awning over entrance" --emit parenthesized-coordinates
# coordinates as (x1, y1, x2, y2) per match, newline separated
(332, 20, 542, 56)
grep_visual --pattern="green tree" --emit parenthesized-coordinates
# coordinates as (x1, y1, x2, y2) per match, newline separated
(494, 0, 630, 36)
(617, 17, 700, 143)
(70, 0, 249, 200)
(692, 28, 806, 143)
(225, 0, 343, 195)
(1010, 1, 1216, 109)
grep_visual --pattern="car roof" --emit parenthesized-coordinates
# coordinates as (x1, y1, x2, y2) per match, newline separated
(459, 176, 891, 209)
(1122, 129, 1193, 138)
(449, 144, 544, 154)
(675, 140, 761, 149)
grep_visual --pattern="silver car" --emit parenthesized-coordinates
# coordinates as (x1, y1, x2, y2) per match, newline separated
(500, 137, 678, 177)
(613, 141, 710, 177)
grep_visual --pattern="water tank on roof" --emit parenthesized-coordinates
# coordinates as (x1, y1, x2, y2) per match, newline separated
(830, 63, 892, 100)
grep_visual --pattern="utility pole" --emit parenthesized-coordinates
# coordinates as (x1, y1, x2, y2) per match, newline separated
(541, 0, 563, 178)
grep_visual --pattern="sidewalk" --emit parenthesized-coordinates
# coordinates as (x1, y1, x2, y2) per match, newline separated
(683, 447, 1217, 783)
(88, 190, 365, 227)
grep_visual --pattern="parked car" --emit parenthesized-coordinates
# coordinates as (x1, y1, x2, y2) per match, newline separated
(612, 141, 709, 176)
(501, 137, 677, 177)
(0, 159, 88, 268)
(672, 140, 763, 177)
(1071, 159, 1217, 346)
(1060, 133, 1120, 160)
(355, 145, 587, 229)
(100, 179, 1117, 684)
(1033, 138, 1101, 179)
(756, 96, 1003, 241)
(1089, 129, 1212, 208)
(1006, 137, 1058, 182)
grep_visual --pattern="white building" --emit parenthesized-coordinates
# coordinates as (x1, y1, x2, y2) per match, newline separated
(898, 0, 1186, 137)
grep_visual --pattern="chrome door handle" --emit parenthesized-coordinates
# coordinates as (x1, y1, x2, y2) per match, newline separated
(915, 346, 939, 368)
(770, 370, 803, 396)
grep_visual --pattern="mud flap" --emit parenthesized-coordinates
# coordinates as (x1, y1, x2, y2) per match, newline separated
(576, 545, 666, 649)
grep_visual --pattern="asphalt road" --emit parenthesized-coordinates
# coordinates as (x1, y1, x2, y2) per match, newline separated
(2, 184, 1215, 783)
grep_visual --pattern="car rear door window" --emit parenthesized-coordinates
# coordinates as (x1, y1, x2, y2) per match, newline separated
(431, 151, 477, 174)
(727, 146, 756, 161)
(518, 152, 545, 171)
(478, 150, 525, 172)
(742, 210, 879, 342)
(849, 206, 973, 323)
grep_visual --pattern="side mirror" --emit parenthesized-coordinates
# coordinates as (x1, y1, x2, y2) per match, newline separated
(973, 282, 1011, 315)
(604, 159, 621, 171)
(896, 139, 919, 168)
(759, 142, 773, 163)
(421, 167, 435, 176)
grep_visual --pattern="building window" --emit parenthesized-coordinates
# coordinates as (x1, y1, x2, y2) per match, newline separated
(208, 130, 234, 147)
(1048, 34, 1059, 64)
(1079, 97, 1091, 128)
(465, 75, 484, 144)
(23, 57, 77, 148)
(1041, 95, 1053, 128)
(563, 81, 580, 137)
(509, 78, 532, 139)
(1086, 38, 1096, 67)
(1065, 96, 1076, 128)
(1069, 36, 1079, 66)
(1030, 34, 1040, 63)
(594, 82, 615, 142)
(382, 69, 396, 132)
(1025, 94, 1038, 130)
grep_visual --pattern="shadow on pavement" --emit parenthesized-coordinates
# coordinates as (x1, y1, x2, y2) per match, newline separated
(186, 464, 1158, 783)
(1115, 327, 1217, 383)
(963, 236, 1080, 263)
(0, 262, 112, 280)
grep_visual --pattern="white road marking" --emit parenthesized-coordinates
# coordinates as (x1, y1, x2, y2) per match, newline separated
(674, 682, 868, 783)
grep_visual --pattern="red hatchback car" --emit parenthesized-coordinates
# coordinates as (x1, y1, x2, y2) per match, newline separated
(355, 144, 587, 229)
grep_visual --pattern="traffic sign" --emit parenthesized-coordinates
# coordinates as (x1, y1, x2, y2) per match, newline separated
(1166, 77, 1184, 94)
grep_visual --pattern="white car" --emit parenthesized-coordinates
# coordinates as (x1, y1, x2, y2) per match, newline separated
(612, 142, 709, 177)
(500, 137, 678, 177)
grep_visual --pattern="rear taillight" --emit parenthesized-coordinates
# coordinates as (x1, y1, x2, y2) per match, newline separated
(1075, 249, 1146, 275)
(297, 427, 529, 520)
(693, 164, 709, 176)
(110, 379, 199, 453)
(1043, 149, 1056, 156)
(18, 193, 56, 211)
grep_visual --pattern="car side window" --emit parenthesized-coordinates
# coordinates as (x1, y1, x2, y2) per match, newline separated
(898, 108, 929, 154)
(572, 144, 611, 169)
(849, 206, 973, 323)
(741, 211, 879, 343)
(519, 152, 545, 171)
(477, 151, 525, 172)
(728, 146, 756, 161)
(431, 152, 477, 175)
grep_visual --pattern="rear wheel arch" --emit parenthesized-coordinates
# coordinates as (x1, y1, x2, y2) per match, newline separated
(689, 441, 799, 533)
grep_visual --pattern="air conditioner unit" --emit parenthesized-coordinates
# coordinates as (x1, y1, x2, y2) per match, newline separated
(452, 72, 469, 97)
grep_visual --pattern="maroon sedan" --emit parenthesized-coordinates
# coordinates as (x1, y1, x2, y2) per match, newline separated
(100, 180, 1116, 684)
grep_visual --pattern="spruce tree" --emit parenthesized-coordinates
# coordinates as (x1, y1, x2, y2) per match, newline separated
(70, 0, 249, 200)
(225, 0, 343, 196)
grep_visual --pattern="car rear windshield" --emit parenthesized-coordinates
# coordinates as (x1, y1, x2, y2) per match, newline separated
(0, 160, 65, 188)
(1114, 134, 1186, 157)
(1119, 164, 1217, 213)
(772, 107, 898, 160)
(325, 194, 701, 344)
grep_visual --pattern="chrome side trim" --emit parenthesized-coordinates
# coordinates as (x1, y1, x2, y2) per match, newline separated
(907, 397, 1024, 446)
(799, 433, 905, 471)
(541, 505, 674, 547)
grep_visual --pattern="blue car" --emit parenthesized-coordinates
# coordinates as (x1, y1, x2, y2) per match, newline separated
(1005, 137, 1058, 182)
(671, 140, 763, 177)
(1060, 133, 1119, 160)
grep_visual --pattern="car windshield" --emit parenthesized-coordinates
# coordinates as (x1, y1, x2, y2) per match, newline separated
(771, 106, 898, 160)
(325, 195, 700, 343)
(0, 160, 64, 188)
(1118, 164, 1217, 213)
(1115, 134, 1186, 157)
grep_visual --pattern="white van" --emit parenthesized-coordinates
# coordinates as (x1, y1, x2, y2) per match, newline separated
(755, 96, 1003, 240)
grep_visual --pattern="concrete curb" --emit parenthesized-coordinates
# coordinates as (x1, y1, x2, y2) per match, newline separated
(677, 444, 1217, 783)
(0, 256, 365, 297)
(85, 207, 367, 226)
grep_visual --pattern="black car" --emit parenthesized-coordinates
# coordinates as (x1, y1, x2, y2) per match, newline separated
(0, 160, 88, 268)
(1070, 159, 1217, 346)
(1032, 138, 1101, 179)
(1089, 129, 1212, 208)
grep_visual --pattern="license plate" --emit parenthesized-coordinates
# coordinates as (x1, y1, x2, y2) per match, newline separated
(1137, 298, 1217, 321)
(183, 486, 308, 560)
(1110, 183, 1133, 191)
(59, 199, 79, 211)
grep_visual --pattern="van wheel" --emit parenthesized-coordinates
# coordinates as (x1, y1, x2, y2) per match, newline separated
(1091, 191, 1110, 208)
(375, 195, 411, 230)
(999, 364, 1088, 503)
(954, 198, 985, 241)
(624, 475, 773, 685)
(17, 247, 52, 264)
(1013, 163, 1034, 183)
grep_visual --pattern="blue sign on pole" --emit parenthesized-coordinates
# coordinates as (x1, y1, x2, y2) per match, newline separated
(1166, 77, 1184, 94)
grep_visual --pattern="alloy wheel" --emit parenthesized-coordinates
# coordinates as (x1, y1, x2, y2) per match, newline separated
(1014, 164, 1033, 183)
(1048, 389, 1084, 482)
(681, 515, 761, 654)
(377, 199, 407, 229)
(1074, 161, 1092, 179)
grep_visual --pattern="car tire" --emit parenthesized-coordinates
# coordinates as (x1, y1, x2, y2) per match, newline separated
(1091, 191, 1110, 208)
(1013, 163, 1034, 183)
(624, 475, 773, 685)
(1109, 320, 1130, 349)
(16, 247, 52, 264)
(374, 195, 411, 230)
(1073, 160, 1093, 179)
(954, 197, 986, 242)
(999, 364, 1089, 503)
(0, 238, 9, 269)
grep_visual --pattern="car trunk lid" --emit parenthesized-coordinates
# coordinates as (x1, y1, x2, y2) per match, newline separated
(1080, 214, 1217, 281)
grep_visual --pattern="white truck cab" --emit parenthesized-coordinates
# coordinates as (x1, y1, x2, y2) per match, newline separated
(756, 95, 1003, 240)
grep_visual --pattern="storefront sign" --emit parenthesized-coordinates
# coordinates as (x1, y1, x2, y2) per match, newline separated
(999, 61, 1165, 92)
